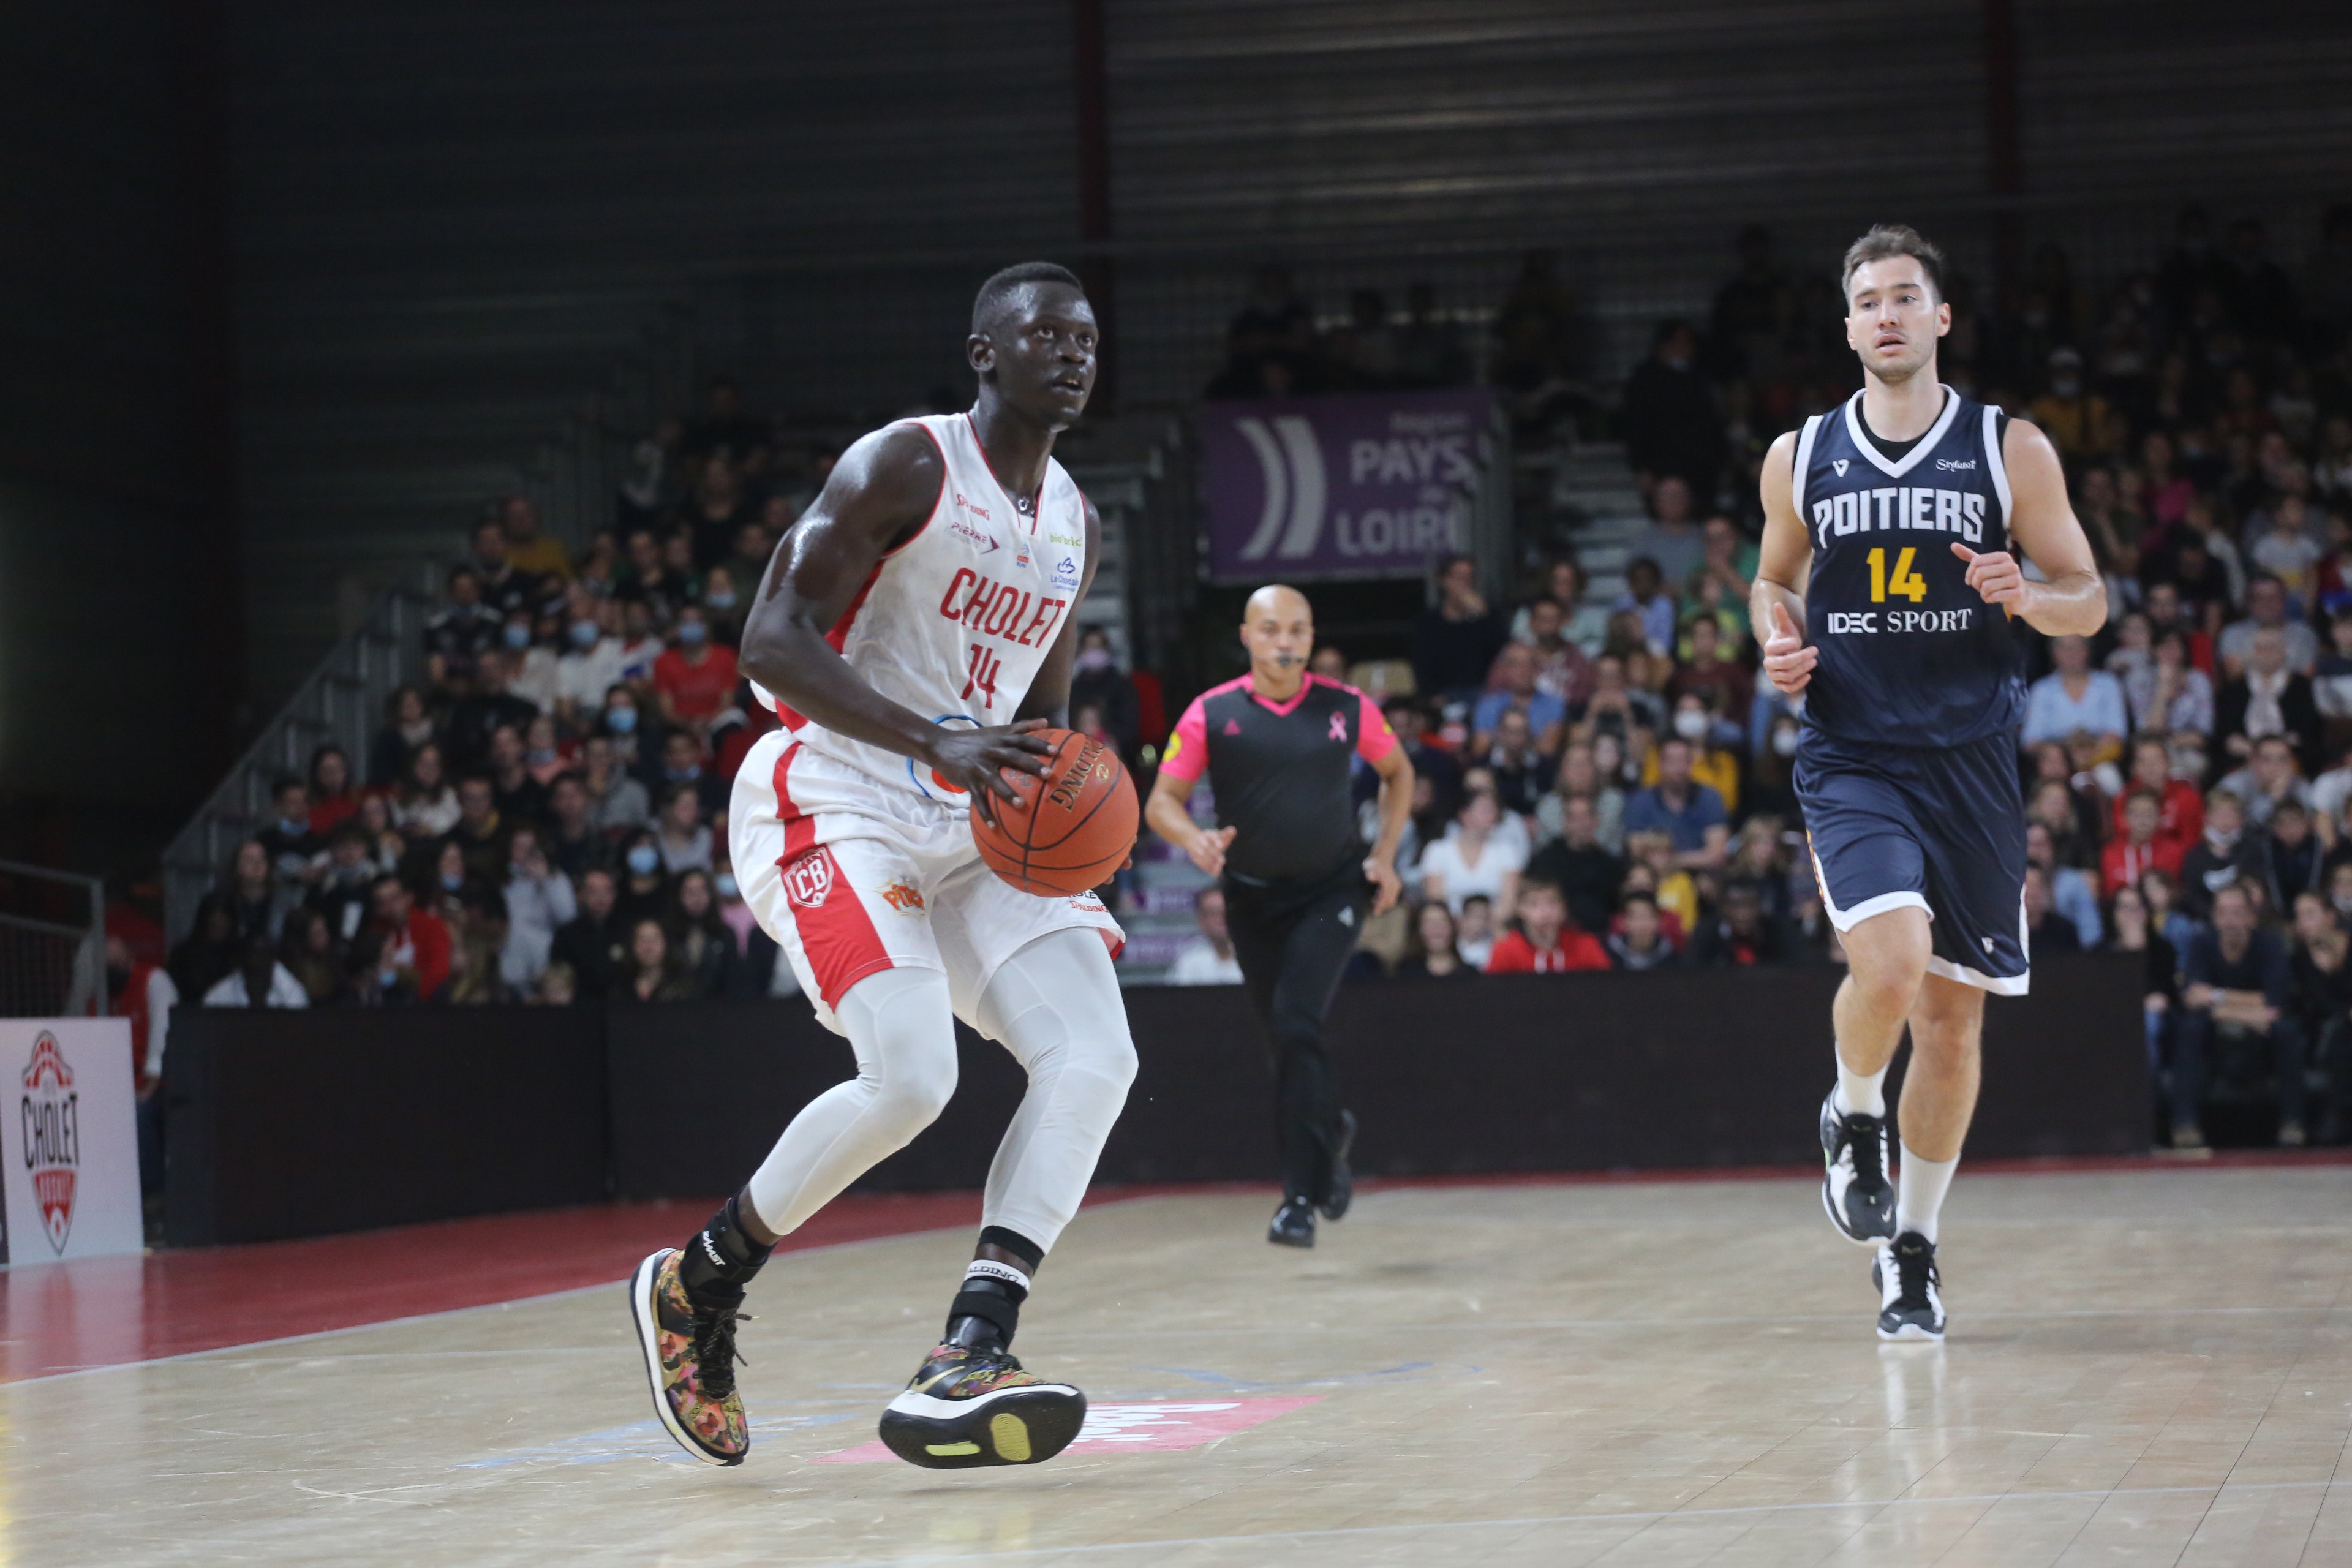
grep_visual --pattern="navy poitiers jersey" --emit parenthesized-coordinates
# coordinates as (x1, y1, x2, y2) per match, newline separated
(1793, 386, 2024, 748)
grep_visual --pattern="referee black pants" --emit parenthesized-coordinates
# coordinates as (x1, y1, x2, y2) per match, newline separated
(1222, 858, 1368, 1204)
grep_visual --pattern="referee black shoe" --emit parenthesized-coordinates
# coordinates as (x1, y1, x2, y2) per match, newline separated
(1872, 1232, 1946, 1341)
(1317, 1110, 1358, 1222)
(1820, 1091, 1896, 1247)
(1267, 1199, 1316, 1248)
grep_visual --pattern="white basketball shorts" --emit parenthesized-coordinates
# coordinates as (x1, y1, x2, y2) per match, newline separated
(729, 728, 1126, 1035)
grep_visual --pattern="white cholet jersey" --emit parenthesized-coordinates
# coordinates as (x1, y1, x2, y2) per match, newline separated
(750, 412, 1089, 804)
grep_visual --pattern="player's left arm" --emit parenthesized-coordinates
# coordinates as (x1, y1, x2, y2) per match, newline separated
(1951, 420, 2107, 637)
(1012, 492, 1103, 728)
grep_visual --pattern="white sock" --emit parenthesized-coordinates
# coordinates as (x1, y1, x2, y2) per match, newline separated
(1833, 1057, 1888, 1118)
(1895, 1148, 1958, 1243)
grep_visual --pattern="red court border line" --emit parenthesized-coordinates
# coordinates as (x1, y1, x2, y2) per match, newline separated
(7, 1155, 2345, 1382)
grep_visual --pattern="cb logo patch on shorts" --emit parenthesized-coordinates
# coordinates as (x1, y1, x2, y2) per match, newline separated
(782, 846, 837, 910)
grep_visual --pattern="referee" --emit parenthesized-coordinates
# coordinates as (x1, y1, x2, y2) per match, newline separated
(1145, 584, 1414, 1246)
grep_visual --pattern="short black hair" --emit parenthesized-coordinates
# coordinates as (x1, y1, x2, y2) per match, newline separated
(972, 262, 1085, 335)
(1842, 224, 1947, 306)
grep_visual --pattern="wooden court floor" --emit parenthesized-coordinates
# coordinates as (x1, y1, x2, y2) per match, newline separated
(9, 1166, 2352, 1566)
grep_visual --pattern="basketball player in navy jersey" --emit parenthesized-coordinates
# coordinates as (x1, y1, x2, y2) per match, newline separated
(1752, 225, 2105, 1340)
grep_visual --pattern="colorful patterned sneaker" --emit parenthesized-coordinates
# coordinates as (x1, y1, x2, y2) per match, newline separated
(628, 1248, 750, 1466)
(876, 1342, 1087, 1469)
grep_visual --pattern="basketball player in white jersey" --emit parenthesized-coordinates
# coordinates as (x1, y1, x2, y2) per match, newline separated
(630, 263, 1137, 1471)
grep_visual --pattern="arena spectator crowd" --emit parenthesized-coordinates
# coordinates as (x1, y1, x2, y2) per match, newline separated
(1183, 205, 2352, 1150)
(162, 205, 2352, 1153)
(167, 385, 832, 1019)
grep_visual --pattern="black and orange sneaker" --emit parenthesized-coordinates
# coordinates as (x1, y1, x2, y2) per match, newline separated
(628, 1248, 751, 1466)
(876, 1342, 1087, 1469)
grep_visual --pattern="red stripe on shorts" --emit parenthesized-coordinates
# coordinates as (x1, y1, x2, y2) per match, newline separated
(771, 741, 894, 1006)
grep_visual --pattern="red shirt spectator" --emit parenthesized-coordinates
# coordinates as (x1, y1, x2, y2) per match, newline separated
(307, 744, 360, 836)
(654, 643, 739, 721)
(2111, 741, 2204, 854)
(653, 611, 739, 729)
(369, 876, 451, 1000)
(1485, 926, 1610, 973)
(106, 937, 179, 1093)
(1483, 878, 1608, 973)
(2103, 789, 2187, 897)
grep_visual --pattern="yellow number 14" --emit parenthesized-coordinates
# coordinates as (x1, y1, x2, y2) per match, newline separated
(1868, 546, 1928, 603)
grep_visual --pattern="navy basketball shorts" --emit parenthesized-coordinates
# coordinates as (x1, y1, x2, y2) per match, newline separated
(1793, 726, 2030, 995)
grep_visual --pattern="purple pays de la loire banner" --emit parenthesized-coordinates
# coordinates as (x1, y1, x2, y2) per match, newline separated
(1199, 390, 1499, 581)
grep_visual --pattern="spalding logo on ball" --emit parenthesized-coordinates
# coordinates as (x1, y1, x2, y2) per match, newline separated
(971, 729, 1139, 897)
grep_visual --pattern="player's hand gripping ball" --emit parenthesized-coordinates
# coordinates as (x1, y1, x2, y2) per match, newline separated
(970, 728, 1138, 897)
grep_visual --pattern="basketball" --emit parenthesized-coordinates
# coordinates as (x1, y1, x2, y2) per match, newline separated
(970, 728, 1137, 896)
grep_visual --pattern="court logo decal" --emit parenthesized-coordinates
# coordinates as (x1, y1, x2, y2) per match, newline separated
(20, 1030, 78, 1254)
(781, 848, 836, 910)
(816, 1398, 1322, 1463)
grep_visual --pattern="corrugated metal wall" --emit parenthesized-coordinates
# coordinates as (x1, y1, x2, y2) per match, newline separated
(0, 2, 219, 866)
(223, 0, 2352, 702)
(226, 0, 1079, 704)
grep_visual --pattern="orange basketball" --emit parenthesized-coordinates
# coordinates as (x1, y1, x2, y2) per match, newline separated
(970, 728, 1138, 897)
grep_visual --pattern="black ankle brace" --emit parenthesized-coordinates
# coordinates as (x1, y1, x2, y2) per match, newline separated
(679, 1193, 775, 1305)
(943, 1257, 1031, 1349)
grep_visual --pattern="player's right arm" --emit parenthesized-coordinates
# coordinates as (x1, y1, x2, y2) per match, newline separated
(738, 425, 1050, 809)
(1750, 430, 1817, 696)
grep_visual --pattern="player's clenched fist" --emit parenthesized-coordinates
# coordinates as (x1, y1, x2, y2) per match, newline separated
(1951, 543, 2027, 608)
(1761, 601, 1818, 696)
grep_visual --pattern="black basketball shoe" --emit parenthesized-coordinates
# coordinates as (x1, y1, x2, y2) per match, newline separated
(1872, 1231, 1946, 1341)
(877, 1342, 1087, 1469)
(1318, 1110, 1359, 1221)
(1819, 1091, 1896, 1246)
(1267, 1198, 1316, 1248)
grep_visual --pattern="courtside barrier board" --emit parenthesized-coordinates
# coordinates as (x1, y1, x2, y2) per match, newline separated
(0, 1019, 141, 1263)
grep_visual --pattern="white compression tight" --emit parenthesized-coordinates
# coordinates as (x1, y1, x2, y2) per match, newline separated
(744, 929, 1137, 1255)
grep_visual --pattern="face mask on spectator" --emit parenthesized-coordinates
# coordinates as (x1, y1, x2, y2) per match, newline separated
(1772, 727, 1799, 757)
(378, 966, 399, 990)
(705, 590, 737, 611)
(570, 620, 599, 648)
(528, 745, 556, 766)
(627, 845, 661, 876)
(504, 622, 532, 649)
(679, 620, 709, 645)
(1077, 648, 1112, 673)
(440, 871, 464, 892)
(714, 871, 739, 899)
(666, 761, 701, 783)
(279, 815, 307, 836)
(608, 706, 638, 734)
(1673, 711, 1709, 742)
